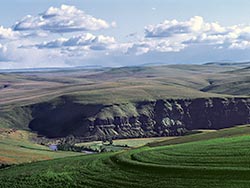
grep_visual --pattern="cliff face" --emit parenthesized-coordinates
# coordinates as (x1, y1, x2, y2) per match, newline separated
(28, 97, 250, 140)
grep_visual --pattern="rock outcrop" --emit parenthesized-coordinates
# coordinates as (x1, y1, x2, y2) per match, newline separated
(27, 97, 250, 141)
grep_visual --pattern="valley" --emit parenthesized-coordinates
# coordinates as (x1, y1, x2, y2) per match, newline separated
(1, 1, 250, 187)
(0, 63, 250, 187)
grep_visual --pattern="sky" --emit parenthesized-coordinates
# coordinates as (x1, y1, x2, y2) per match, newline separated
(1, 0, 250, 69)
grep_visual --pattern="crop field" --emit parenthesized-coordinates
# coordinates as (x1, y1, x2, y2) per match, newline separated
(1, 125, 250, 188)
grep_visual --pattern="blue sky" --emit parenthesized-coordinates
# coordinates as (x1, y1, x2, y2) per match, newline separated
(1, 0, 250, 69)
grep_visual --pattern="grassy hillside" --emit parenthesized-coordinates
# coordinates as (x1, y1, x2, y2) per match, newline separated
(0, 128, 83, 164)
(1, 63, 248, 132)
(1, 64, 246, 111)
(2, 125, 250, 187)
(0, 63, 249, 185)
(149, 125, 250, 147)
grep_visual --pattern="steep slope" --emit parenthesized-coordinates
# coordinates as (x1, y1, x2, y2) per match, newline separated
(25, 97, 250, 140)
(0, 64, 249, 141)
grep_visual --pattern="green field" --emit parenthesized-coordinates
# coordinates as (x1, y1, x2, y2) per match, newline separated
(0, 128, 175, 164)
(0, 129, 83, 164)
(76, 137, 175, 152)
(2, 125, 250, 188)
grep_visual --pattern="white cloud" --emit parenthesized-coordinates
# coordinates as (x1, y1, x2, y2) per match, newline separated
(0, 41, 69, 69)
(145, 16, 226, 38)
(127, 39, 186, 55)
(141, 16, 250, 53)
(127, 43, 150, 55)
(3, 13, 250, 69)
(13, 4, 111, 33)
(0, 43, 7, 53)
(36, 33, 116, 51)
(33, 16, 250, 57)
(0, 26, 19, 39)
(0, 43, 8, 61)
(229, 41, 250, 49)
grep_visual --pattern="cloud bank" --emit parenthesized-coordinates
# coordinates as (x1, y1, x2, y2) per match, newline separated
(37, 33, 116, 51)
(0, 5, 250, 69)
(128, 16, 250, 55)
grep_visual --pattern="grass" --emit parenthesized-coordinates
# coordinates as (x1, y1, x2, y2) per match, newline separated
(1, 64, 242, 110)
(149, 125, 250, 147)
(0, 64, 249, 187)
(132, 136, 250, 169)
(2, 125, 250, 187)
(0, 129, 83, 164)
(0, 129, 174, 164)
(76, 137, 176, 151)
(0, 63, 248, 132)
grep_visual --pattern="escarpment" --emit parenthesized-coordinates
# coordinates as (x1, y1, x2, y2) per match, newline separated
(25, 97, 250, 140)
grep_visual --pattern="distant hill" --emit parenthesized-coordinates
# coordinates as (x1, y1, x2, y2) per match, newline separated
(204, 61, 250, 67)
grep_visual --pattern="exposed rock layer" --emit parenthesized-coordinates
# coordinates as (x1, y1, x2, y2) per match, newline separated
(28, 97, 250, 140)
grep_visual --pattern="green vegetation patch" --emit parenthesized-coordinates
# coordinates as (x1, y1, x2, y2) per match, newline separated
(2, 125, 250, 187)
(0, 129, 83, 164)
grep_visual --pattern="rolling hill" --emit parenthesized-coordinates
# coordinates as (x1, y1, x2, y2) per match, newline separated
(0, 63, 249, 140)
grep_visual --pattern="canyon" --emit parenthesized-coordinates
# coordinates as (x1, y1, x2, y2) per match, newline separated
(27, 97, 250, 140)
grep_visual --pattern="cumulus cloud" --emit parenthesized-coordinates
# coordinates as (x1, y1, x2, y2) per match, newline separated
(145, 16, 226, 38)
(34, 14, 250, 57)
(0, 26, 20, 39)
(36, 33, 116, 51)
(13, 4, 111, 33)
(3, 12, 250, 69)
(128, 16, 250, 55)
(127, 39, 186, 55)
(0, 4, 120, 69)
